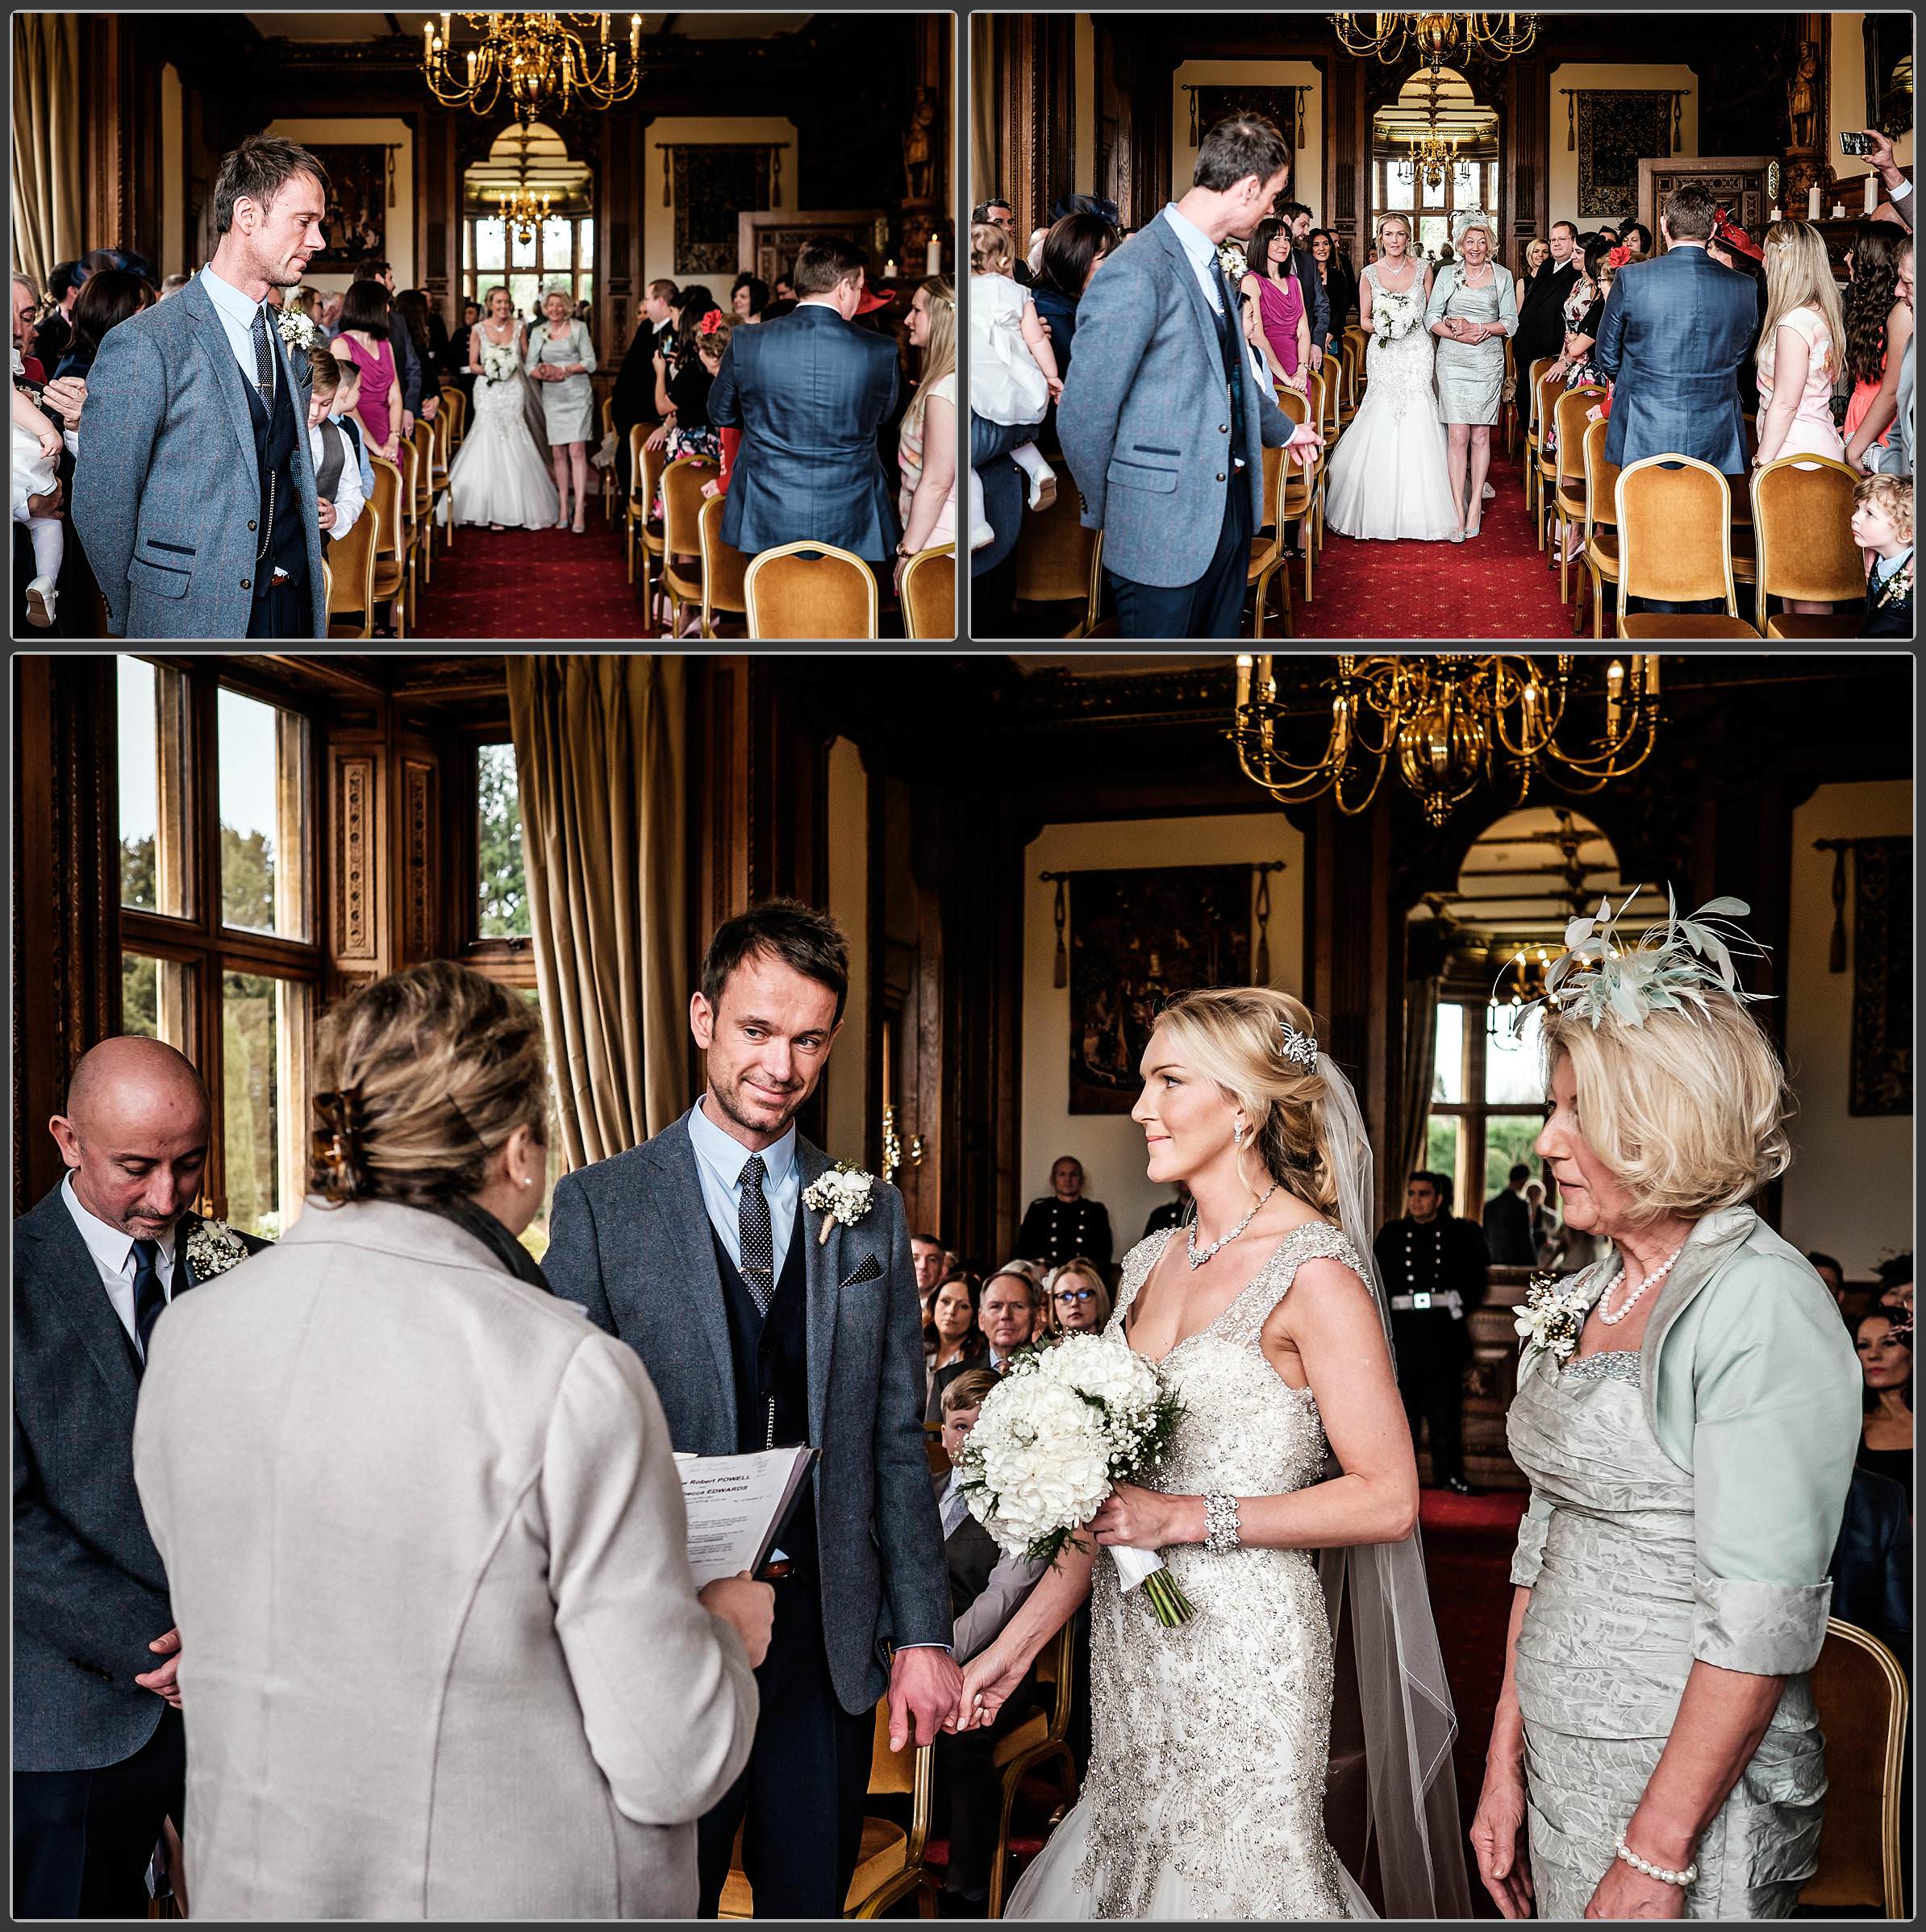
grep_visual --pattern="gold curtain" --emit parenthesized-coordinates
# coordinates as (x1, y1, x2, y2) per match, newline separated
(11, 15, 82, 291)
(506, 656, 689, 1171)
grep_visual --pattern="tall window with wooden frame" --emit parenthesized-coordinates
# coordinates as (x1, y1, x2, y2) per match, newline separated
(1423, 1000, 1545, 1220)
(115, 658, 323, 1239)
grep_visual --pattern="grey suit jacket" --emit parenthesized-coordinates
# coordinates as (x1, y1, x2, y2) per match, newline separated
(1057, 210, 1296, 589)
(545, 1110, 953, 1713)
(131, 1197, 757, 1918)
(11, 1185, 244, 1772)
(71, 274, 327, 639)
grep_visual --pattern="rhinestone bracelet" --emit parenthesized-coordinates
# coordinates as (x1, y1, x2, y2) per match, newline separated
(1614, 1834, 1696, 1888)
(1203, 1490, 1241, 1555)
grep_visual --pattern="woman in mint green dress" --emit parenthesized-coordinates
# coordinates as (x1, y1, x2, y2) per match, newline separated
(1471, 899, 1861, 1921)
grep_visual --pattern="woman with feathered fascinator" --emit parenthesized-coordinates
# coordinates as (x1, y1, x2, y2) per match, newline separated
(1471, 889, 1862, 1921)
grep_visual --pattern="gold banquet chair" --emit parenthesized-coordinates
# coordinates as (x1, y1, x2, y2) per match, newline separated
(1521, 355, 1555, 526)
(1611, 453, 1756, 639)
(324, 496, 380, 639)
(1012, 482, 1104, 638)
(744, 542, 880, 640)
(1246, 441, 1294, 638)
(1749, 454, 1869, 638)
(1576, 415, 1620, 639)
(657, 454, 722, 639)
(900, 543, 957, 640)
(697, 494, 752, 639)
(1547, 384, 1607, 607)
(1799, 1618, 1909, 1917)
(367, 455, 411, 639)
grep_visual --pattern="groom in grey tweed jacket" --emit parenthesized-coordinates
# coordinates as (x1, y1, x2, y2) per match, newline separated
(1057, 112, 1321, 639)
(72, 135, 331, 640)
(545, 901, 957, 1919)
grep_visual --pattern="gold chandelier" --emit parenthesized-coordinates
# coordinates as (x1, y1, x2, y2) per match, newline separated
(1331, 12, 1540, 74)
(1397, 123, 1457, 188)
(498, 179, 553, 244)
(423, 12, 644, 127)
(1229, 655, 1662, 827)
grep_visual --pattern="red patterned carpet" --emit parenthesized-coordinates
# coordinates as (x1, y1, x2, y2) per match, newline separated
(410, 510, 653, 642)
(1290, 444, 1582, 643)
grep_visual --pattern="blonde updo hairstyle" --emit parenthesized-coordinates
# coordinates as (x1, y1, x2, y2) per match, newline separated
(1153, 986, 1339, 1217)
(309, 960, 551, 1208)
(1540, 993, 1792, 1226)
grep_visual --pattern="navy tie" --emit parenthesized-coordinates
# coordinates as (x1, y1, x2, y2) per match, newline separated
(251, 304, 276, 408)
(131, 1238, 167, 1366)
(738, 1154, 773, 1318)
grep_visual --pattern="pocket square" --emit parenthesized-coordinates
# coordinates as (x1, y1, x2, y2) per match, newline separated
(840, 1252, 885, 1289)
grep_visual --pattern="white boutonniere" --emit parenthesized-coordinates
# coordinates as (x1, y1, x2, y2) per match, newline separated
(1512, 1271, 1589, 1376)
(277, 306, 318, 352)
(183, 1217, 252, 1281)
(1215, 240, 1250, 285)
(802, 1161, 878, 1246)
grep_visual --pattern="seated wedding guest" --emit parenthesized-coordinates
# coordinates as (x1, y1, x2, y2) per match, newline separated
(927, 1265, 1038, 1425)
(130, 962, 768, 1917)
(1308, 228, 1355, 353)
(732, 274, 771, 324)
(1141, 1180, 1191, 1241)
(1276, 202, 1332, 368)
(32, 260, 84, 366)
(1705, 208, 1768, 414)
(1854, 1304, 1913, 1505)
(332, 274, 400, 462)
(1519, 236, 1550, 285)
(708, 236, 902, 575)
(15, 1036, 266, 1918)
(1545, 239, 1619, 561)
(1032, 208, 1121, 389)
(1044, 1256, 1111, 1339)
(528, 283, 598, 535)
(52, 269, 154, 383)
(1844, 223, 1913, 475)
(773, 272, 797, 303)
(351, 260, 430, 428)
(1804, 1249, 1847, 1305)
(1753, 219, 1847, 467)
(611, 278, 677, 494)
(1471, 901, 1861, 1921)
(1018, 1157, 1114, 1271)
(1851, 471, 1912, 638)
(895, 274, 956, 587)
(926, 1270, 986, 1393)
(911, 1230, 947, 1309)
(930, 1369, 1048, 1915)
(1620, 221, 1654, 260)
(301, 344, 364, 543)
(1240, 214, 1311, 398)
(1513, 219, 1582, 429)
(693, 314, 744, 518)
(1828, 1466, 1911, 1663)
(157, 273, 190, 300)
(1876, 1251, 1913, 1318)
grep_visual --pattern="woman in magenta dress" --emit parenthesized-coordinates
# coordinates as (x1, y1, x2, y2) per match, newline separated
(1239, 216, 1311, 396)
(331, 277, 400, 461)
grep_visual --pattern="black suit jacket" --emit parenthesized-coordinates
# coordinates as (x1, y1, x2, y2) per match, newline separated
(1828, 1466, 1911, 1663)
(12, 1185, 265, 1772)
(1514, 259, 1581, 401)
(1482, 1189, 1536, 1267)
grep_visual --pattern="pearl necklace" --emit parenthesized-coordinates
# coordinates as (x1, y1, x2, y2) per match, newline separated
(1186, 1185, 1278, 1270)
(1595, 1240, 1688, 1325)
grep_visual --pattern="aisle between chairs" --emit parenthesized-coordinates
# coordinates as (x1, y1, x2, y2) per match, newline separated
(409, 519, 648, 642)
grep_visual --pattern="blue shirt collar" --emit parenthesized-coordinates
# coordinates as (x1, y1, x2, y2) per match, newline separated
(687, 1095, 798, 1194)
(198, 261, 268, 332)
(1874, 545, 1912, 585)
(1162, 202, 1219, 277)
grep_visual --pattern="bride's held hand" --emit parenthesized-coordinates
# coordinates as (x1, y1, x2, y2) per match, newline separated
(951, 1644, 1028, 1732)
(1089, 1482, 1198, 1551)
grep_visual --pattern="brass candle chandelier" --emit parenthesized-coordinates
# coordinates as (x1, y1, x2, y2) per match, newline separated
(422, 12, 644, 127)
(1331, 11, 1540, 74)
(1229, 655, 1662, 827)
(498, 181, 553, 244)
(1397, 123, 1458, 188)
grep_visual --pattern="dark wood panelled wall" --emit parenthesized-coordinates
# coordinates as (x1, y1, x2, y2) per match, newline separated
(14, 657, 1911, 1263)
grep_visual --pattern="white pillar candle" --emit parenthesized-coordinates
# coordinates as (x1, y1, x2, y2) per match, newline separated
(926, 232, 943, 275)
(1807, 182, 1823, 220)
(1832, 201, 1847, 219)
(1865, 172, 1880, 213)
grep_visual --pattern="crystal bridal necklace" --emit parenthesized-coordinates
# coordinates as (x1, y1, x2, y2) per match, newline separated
(1595, 1239, 1689, 1325)
(1186, 1184, 1278, 1270)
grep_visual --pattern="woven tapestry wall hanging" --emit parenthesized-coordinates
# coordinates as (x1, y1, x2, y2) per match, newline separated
(667, 144, 780, 276)
(1184, 85, 1299, 152)
(1574, 91, 1678, 219)
(1849, 835, 1911, 1116)
(305, 144, 396, 270)
(1066, 866, 1253, 1115)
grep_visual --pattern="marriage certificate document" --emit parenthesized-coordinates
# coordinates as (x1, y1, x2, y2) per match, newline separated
(675, 1447, 818, 1587)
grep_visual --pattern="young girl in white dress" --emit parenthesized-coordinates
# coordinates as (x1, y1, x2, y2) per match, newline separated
(969, 220, 1062, 531)
(13, 348, 64, 627)
(1322, 215, 1461, 543)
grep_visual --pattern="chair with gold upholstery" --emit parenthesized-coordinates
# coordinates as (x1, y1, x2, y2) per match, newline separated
(438, 384, 465, 451)
(901, 543, 957, 640)
(1547, 385, 1607, 607)
(426, 406, 452, 552)
(985, 1618, 1081, 1919)
(628, 427, 669, 598)
(698, 493, 752, 639)
(599, 394, 616, 524)
(325, 498, 379, 639)
(1246, 441, 1294, 638)
(1273, 384, 1320, 604)
(367, 455, 410, 639)
(719, 1701, 932, 1919)
(409, 421, 437, 583)
(1611, 453, 1756, 638)
(657, 455, 722, 638)
(1520, 356, 1554, 524)
(1532, 368, 1568, 552)
(1012, 483, 1104, 638)
(744, 542, 880, 639)
(1749, 454, 1868, 638)
(1577, 416, 1620, 639)
(1798, 1618, 1909, 1917)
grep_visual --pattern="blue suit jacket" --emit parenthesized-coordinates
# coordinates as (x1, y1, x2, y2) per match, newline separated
(1594, 245, 1757, 474)
(707, 304, 900, 564)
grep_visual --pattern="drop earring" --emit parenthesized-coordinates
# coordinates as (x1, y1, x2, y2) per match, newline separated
(1232, 1122, 1246, 1150)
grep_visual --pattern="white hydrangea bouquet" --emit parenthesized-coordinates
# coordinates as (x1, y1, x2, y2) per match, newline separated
(957, 1332, 1194, 1626)
(481, 343, 518, 386)
(1372, 287, 1420, 344)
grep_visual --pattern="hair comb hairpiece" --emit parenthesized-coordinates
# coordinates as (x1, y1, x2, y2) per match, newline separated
(311, 1086, 369, 1186)
(1277, 1016, 1320, 1071)
(1526, 887, 1772, 1031)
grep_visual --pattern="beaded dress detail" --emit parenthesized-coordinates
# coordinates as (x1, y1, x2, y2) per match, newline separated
(1005, 1225, 1375, 1922)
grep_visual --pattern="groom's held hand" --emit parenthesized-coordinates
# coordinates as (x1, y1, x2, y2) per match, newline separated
(887, 1643, 963, 1750)
(698, 1570, 775, 1669)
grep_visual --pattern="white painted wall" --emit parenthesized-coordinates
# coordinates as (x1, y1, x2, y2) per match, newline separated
(823, 736, 871, 1170)
(267, 115, 415, 294)
(1781, 781, 1914, 1278)
(640, 115, 799, 294)
(1022, 813, 1306, 1248)
(1545, 64, 1699, 226)
(1830, 12, 1914, 182)
(1170, 60, 1324, 219)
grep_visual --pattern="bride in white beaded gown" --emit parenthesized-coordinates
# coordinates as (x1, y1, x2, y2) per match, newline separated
(1323, 214, 1462, 543)
(443, 286, 561, 532)
(955, 987, 1468, 1922)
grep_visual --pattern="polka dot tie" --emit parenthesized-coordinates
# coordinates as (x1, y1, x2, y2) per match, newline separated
(738, 1153, 773, 1317)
